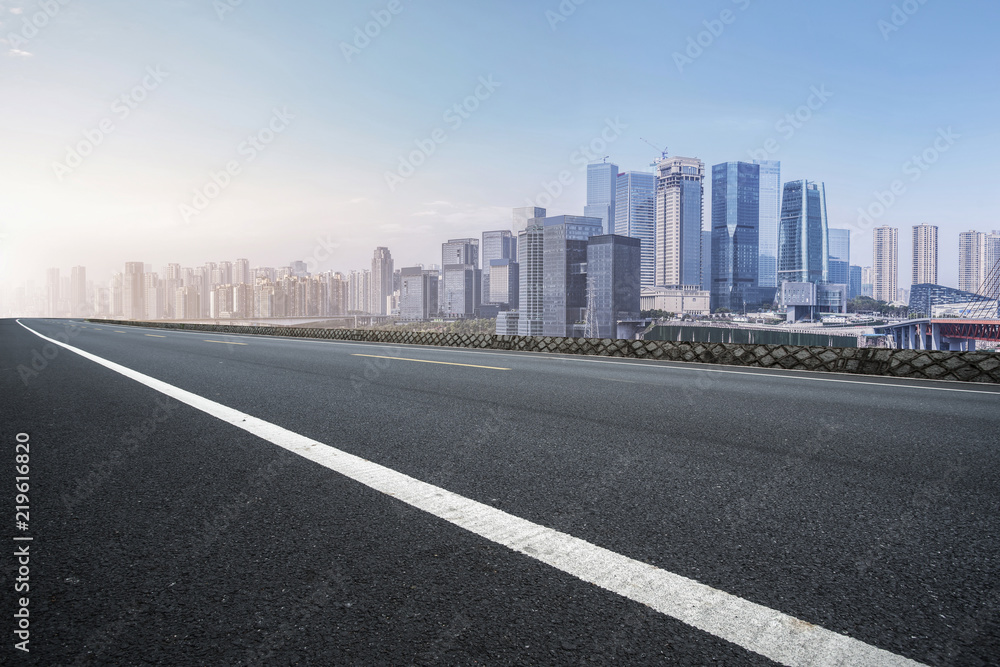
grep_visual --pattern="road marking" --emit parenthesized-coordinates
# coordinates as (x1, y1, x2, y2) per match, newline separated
(85, 323, 999, 395)
(145, 334, 166, 338)
(352, 353, 509, 371)
(114, 331, 127, 334)
(204, 340, 248, 346)
(607, 378, 638, 384)
(17, 319, 925, 667)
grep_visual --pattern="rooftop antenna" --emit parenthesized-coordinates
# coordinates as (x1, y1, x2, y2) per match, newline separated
(640, 137, 668, 167)
(601, 155, 610, 163)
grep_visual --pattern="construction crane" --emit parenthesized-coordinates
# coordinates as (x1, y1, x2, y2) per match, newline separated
(640, 138, 668, 166)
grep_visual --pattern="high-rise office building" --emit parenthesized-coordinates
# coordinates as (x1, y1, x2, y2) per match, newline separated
(585, 161, 618, 235)
(912, 224, 938, 286)
(441, 238, 480, 318)
(371, 247, 394, 315)
(123, 262, 145, 320)
(517, 218, 545, 336)
(70, 266, 87, 317)
(488, 259, 518, 309)
(828, 228, 850, 287)
(873, 226, 899, 303)
(849, 265, 863, 300)
(614, 170, 656, 287)
(586, 235, 641, 338)
(958, 231, 986, 294)
(513, 206, 546, 234)
(655, 156, 704, 287)
(754, 160, 781, 289)
(700, 230, 713, 293)
(777, 180, 829, 285)
(542, 215, 604, 336)
(481, 230, 516, 306)
(711, 162, 760, 312)
(399, 266, 439, 321)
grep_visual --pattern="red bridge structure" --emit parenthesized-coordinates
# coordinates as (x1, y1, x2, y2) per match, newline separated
(876, 318, 1000, 351)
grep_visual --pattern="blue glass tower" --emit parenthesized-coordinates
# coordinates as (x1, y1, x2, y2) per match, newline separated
(753, 160, 781, 290)
(778, 180, 829, 285)
(828, 228, 850, 286)
(614, 170, 656, 287)
(849, 265, 863, 300)
(585, 162, 618, 236)
(711, 162, 760, 312)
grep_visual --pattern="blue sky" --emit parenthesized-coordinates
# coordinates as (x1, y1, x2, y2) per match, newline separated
(2, 0, 998, 293)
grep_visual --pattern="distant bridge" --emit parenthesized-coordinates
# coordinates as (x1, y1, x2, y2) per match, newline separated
(876, 318, 1000, 351)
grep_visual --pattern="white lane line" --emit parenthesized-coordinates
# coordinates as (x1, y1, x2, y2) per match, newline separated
(352, 353, 509, 371)
(82, 322, 1000, 396)
(18, 319, 926, 667)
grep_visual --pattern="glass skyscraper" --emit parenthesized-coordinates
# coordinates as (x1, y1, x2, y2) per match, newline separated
(828, 228, 850, 286)
(711, 162, 760, 312)
(481, 230, 516, 306)
(849, 265, 863, 300)
(614, 170, 656, 287)
(441, 238, 480, 317)
(777, 180, 829, 285)
(541, 215, 603, 336)
(586, 235, 641, 338)
(753, 160, 781, 289)
(585, 162, 618, 235)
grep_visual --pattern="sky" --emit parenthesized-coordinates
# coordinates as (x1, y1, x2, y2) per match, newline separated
(2, 0, 999, 299)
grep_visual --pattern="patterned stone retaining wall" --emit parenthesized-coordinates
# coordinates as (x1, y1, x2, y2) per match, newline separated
(87, 320, 1000, 384)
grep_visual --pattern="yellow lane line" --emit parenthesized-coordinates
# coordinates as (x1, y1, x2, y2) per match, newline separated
(145, 334, 166, 338)
(204, 340, 249, 346)
(352, 353, 509, 371)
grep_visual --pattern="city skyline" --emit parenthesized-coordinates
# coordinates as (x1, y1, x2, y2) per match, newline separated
(16, 214, 1000, 318)
(3, 1, 999, 300)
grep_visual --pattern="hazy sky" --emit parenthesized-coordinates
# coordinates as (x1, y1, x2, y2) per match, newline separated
(2, 0, 998, 292)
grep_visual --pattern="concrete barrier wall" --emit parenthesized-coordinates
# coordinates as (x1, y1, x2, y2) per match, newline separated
(87, 319, 1000, 384)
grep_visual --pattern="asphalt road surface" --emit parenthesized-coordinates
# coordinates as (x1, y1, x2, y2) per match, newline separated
(2, 318, 999, 666)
